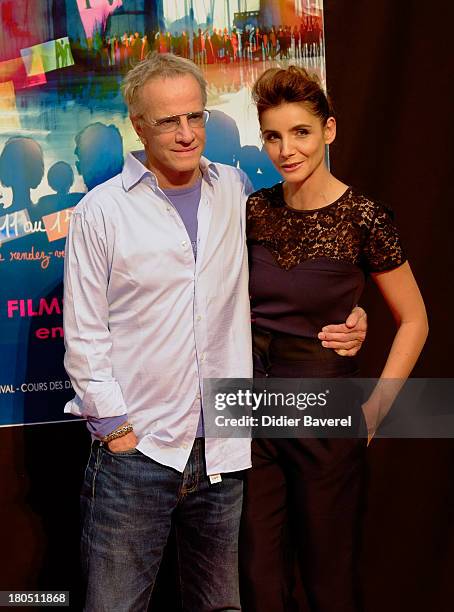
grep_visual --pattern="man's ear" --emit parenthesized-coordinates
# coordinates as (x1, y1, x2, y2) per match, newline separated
(131, 116, 146, 145)
(324, 117, 336, 145)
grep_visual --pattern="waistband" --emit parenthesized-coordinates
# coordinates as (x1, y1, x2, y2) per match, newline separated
(252, 325, 359, 375)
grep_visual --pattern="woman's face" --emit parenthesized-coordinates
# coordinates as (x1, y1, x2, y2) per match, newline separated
(260, 102, 336, 184)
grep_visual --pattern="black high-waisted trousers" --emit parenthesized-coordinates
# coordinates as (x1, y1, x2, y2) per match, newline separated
(240, 326, 367, 612)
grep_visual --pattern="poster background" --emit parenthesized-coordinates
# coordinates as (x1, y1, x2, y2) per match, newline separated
(0, 0, 324, 426)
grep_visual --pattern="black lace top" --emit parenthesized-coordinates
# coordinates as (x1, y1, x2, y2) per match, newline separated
(247, 184, 406, 339)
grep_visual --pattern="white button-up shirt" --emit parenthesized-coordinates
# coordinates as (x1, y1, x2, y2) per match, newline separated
(63, 151, 253, 474)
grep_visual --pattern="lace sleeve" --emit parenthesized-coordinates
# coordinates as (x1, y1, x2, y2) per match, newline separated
(361, 204, 407, 273)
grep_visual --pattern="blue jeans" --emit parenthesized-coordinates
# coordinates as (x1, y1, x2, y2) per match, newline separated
(81, 439, 243, 611)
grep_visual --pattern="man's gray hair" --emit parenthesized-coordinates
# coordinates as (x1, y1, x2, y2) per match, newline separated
(122, 53, 208, 116)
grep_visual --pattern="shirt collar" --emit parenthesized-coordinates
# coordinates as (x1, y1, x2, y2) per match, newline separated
(121, 150, 155, 191)
(121, 151, 219, 192)
(199, 156, 220, 185)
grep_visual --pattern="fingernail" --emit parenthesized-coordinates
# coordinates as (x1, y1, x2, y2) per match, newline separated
(321, 341, 328, 347)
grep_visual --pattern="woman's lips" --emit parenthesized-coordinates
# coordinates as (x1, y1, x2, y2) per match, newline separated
(281, 161, 304, 172)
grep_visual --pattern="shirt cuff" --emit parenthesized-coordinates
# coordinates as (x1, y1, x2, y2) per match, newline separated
(64, 380, 127, 418)
(86, 415, 128, 439)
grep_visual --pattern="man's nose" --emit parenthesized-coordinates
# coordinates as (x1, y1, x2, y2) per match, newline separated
(175, 117, 195, 143)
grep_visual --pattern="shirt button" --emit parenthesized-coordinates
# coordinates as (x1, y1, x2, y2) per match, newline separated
(196, 315, 202, 322)
(196, 393, 201, 400)
(182, 443, 189, 449)
(181, 240, 187, 248)
(166, 207, 171, 212)
(200, 352, 206, 362)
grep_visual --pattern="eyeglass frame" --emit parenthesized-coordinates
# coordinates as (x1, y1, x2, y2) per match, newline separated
(137, 109, 211, 133)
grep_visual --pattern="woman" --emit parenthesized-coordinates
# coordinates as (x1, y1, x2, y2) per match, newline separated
(240, 66, 428, 612)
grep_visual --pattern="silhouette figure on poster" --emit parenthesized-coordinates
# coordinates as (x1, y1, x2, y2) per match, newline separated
(204, 110, 241, 167)
(132, 32, 142, 62)
(74, 122, 124, 191)
(203, 110, 281, 188)
(0, 137, 44, 213)
(55, 39, 71, 68)
(37, 161, 85, 217)
(239, 145, 282, 190)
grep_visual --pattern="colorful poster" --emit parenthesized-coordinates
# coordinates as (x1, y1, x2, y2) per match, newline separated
(0, 0, 325, 426)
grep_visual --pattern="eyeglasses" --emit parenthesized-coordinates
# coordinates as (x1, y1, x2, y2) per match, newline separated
(140, 110, 210, 133)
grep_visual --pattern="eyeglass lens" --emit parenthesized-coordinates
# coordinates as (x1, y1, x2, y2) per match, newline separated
(156, 111, 208, 132)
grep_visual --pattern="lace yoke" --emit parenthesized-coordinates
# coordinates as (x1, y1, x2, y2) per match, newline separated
(246, 184, 406, 273)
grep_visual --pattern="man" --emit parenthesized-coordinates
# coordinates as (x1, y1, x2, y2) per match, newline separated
(63, 53, 366, 611)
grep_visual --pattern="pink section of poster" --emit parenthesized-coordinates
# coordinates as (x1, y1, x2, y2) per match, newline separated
(76, 0, 123, 39)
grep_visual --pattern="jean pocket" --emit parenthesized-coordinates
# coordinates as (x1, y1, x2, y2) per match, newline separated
(102, 445, 140, 457)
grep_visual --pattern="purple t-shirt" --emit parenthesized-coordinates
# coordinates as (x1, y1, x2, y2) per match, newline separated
(87, 178, 204, 439)
(163, 179, 201, 259)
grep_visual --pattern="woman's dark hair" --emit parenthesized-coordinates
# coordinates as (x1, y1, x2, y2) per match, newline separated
(252, 65, 334, 125)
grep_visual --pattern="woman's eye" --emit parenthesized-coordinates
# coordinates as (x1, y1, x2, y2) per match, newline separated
(264, 134, 279, 142)
(296, 129, 309, 136)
